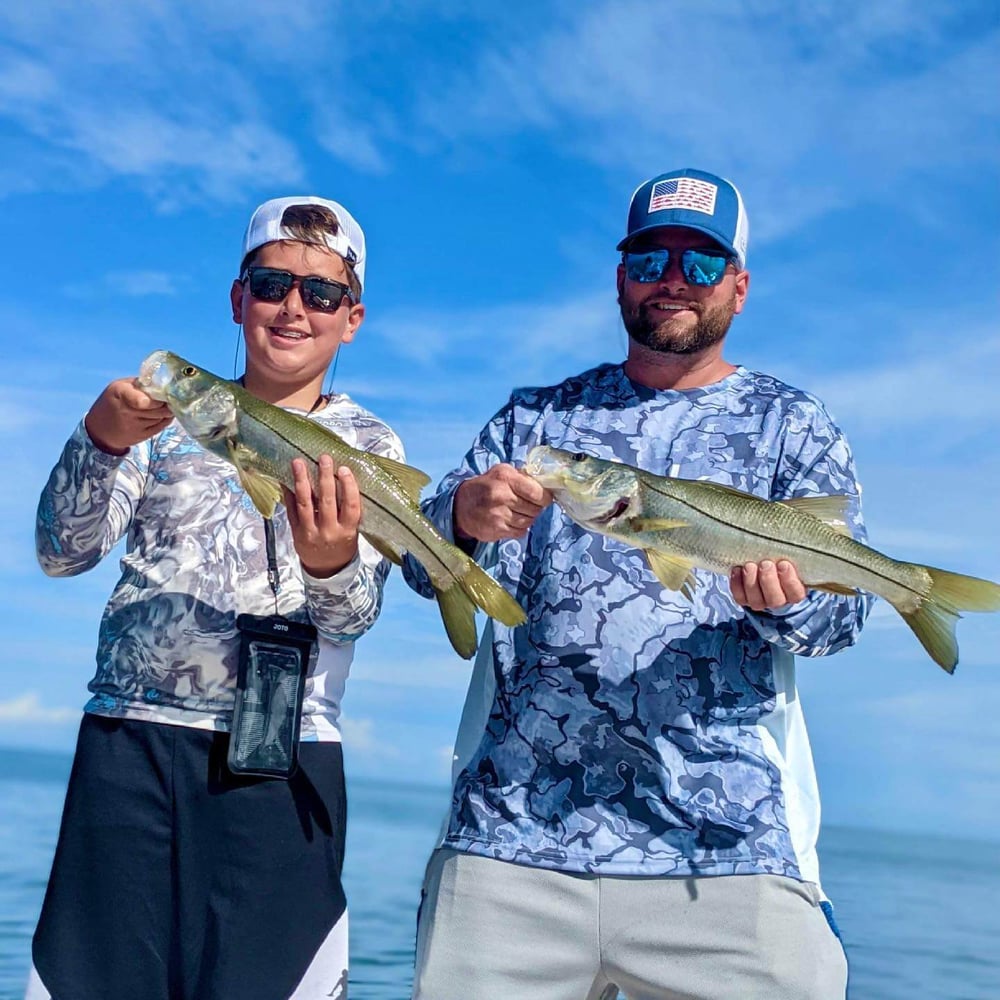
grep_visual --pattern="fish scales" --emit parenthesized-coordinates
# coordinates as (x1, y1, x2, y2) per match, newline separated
(137, 350, 526, 658)
(525, 445, 1000, 672)
(233, 404, 464, 590)
(631, 473, 930, 612)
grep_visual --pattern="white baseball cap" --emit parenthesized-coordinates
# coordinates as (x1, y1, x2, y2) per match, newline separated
(241, 195, 367, 292)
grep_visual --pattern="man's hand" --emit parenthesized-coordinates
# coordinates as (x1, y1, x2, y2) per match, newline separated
(730, 559, 808, 612)
(284, 456, 362, 578)
(85, 379, 174, 455)
(454, 464, 553, 542)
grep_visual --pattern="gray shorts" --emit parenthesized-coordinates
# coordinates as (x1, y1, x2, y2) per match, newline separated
(413, 848, 847, 1000)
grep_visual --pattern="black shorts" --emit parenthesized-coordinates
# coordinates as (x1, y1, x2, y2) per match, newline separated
(32, 714, 348, 1000)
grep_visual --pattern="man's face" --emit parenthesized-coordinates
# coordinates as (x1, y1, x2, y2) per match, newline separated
(617, 227, 749, 356)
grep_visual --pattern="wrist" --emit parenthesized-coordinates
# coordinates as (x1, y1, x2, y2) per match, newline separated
(83, 416, 129, 456)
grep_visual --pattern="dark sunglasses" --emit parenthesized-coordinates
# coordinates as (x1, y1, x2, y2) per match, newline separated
(623, 248, 735, 287)
(241, 266, 356, 311)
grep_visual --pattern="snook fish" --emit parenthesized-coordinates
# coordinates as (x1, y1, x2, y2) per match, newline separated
(525, 445, 1000, 673)
(138, 350, 525, 658)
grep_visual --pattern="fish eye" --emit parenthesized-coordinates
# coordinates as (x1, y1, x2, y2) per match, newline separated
(181, 366, 196, 377)
(571, 452, 588, 462)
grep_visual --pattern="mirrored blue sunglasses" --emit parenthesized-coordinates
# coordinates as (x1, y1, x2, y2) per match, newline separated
(623, 248, 735, 287)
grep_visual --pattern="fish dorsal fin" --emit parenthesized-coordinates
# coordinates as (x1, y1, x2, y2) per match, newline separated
(644, 549, 698, 602)
(362, 531, 404, 566)
(780, 495, 852, 535)
(228, 440, 283, 519)
(368, 454, 432, 504)
(629, 516, 689, 532)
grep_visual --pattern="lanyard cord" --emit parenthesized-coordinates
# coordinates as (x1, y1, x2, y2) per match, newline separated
(264, 517, 281, 613)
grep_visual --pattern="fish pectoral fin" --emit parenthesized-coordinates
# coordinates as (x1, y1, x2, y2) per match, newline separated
(780, 495, 852, 535)
(368, 454, 432, 503)
(644, 550, 697, 601)
(362, 531, 404, 566)
(238, 469, 284, 519)
(629, 517, 689, 532)
(812, 581, 858, 597)
(227, 440, 283, 519)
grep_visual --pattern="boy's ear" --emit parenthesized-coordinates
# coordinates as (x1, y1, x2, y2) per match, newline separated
(340, 302, 365, 344)
(230, 280, 243, 324)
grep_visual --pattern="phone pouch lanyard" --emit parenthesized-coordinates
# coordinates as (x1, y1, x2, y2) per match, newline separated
(229, 612, 317, 778)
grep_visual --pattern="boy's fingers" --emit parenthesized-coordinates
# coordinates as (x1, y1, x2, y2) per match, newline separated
(335, 467, 361, 525)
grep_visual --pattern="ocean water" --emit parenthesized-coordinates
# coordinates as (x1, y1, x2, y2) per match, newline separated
(1, 746, 998, 1000)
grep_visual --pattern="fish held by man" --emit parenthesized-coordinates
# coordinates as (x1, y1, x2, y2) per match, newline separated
(137, 350, 525, 658)
(524, 445, 1000, 673)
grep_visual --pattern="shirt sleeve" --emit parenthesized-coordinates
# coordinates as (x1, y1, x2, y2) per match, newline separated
(35, 420, 151, 577)
(400, 401, 512, 599)
(741, 399, 874, 657)
(302, 422, 402, 642)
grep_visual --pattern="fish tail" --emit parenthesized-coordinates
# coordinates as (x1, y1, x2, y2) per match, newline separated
(458, 560, 527, 628)
(432, 561, 527, 660)
(897, 566, 1000, 674)
(433, 583, 479, 660)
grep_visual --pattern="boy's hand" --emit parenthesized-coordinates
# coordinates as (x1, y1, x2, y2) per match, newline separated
(453, 464, 553, 542)
(285, 455, 362, 578)
(85, 379, 174, 455)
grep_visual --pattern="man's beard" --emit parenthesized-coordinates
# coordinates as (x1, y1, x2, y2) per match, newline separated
(620, 292, 737, 355)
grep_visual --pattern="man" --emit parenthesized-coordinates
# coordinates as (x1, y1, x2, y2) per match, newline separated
(405, 168, 867, 999)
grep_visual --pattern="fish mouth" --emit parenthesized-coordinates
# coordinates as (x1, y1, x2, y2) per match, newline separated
(137, 350, 172, 401)
(523, 446, 566, 486)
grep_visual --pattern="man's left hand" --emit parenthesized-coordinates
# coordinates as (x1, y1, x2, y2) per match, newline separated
(730, 560, 807, 611)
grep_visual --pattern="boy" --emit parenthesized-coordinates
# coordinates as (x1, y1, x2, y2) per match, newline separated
(28, 196, 399, 1000)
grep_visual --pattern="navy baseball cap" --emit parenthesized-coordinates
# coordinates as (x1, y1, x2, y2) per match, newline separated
(617, 168, 749, 268)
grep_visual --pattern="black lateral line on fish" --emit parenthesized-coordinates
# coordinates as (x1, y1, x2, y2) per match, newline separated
(639, 480, 927, 603)
(239, 409, 461, 583)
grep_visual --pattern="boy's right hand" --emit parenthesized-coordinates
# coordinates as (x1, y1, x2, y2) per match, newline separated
(453, 464, 552, 542)
(85, 379, 174, 455)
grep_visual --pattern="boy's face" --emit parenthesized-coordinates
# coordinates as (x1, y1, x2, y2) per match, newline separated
(230, 241, 364, 400)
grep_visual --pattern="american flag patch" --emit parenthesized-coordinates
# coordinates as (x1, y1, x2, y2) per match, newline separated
(649, 177, 718, 215)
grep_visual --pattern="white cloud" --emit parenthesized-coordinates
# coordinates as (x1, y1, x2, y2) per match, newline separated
(0, 2, 381, 203)
(409, 2, 999, 242)
(0, 692, 79, 724)
(806, 333, 1000, 432)
(339, 715, 401, 761)
(61, 270, 181, 299)
(369, 291, 620, 374)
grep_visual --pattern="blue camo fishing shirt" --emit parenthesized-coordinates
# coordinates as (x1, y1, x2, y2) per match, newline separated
(36, 394, 401, 740)
(404, 363, 872, 883)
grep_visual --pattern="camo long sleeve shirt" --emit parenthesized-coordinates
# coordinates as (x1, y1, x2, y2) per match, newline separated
(404, 363, 872, 884)
(36, 394, 402, 740)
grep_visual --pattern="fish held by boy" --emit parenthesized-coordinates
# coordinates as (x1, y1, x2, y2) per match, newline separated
(524, 445, 1000, 673)
(138, 350, 526, 658)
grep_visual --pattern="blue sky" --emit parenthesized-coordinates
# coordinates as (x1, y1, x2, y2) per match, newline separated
(1, 1, 998, 841)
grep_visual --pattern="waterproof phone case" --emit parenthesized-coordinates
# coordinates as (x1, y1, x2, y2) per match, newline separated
(229, 613, 317, 778)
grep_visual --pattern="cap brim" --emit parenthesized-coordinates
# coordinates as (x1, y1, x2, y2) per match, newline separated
(617, 222, 740, 264)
